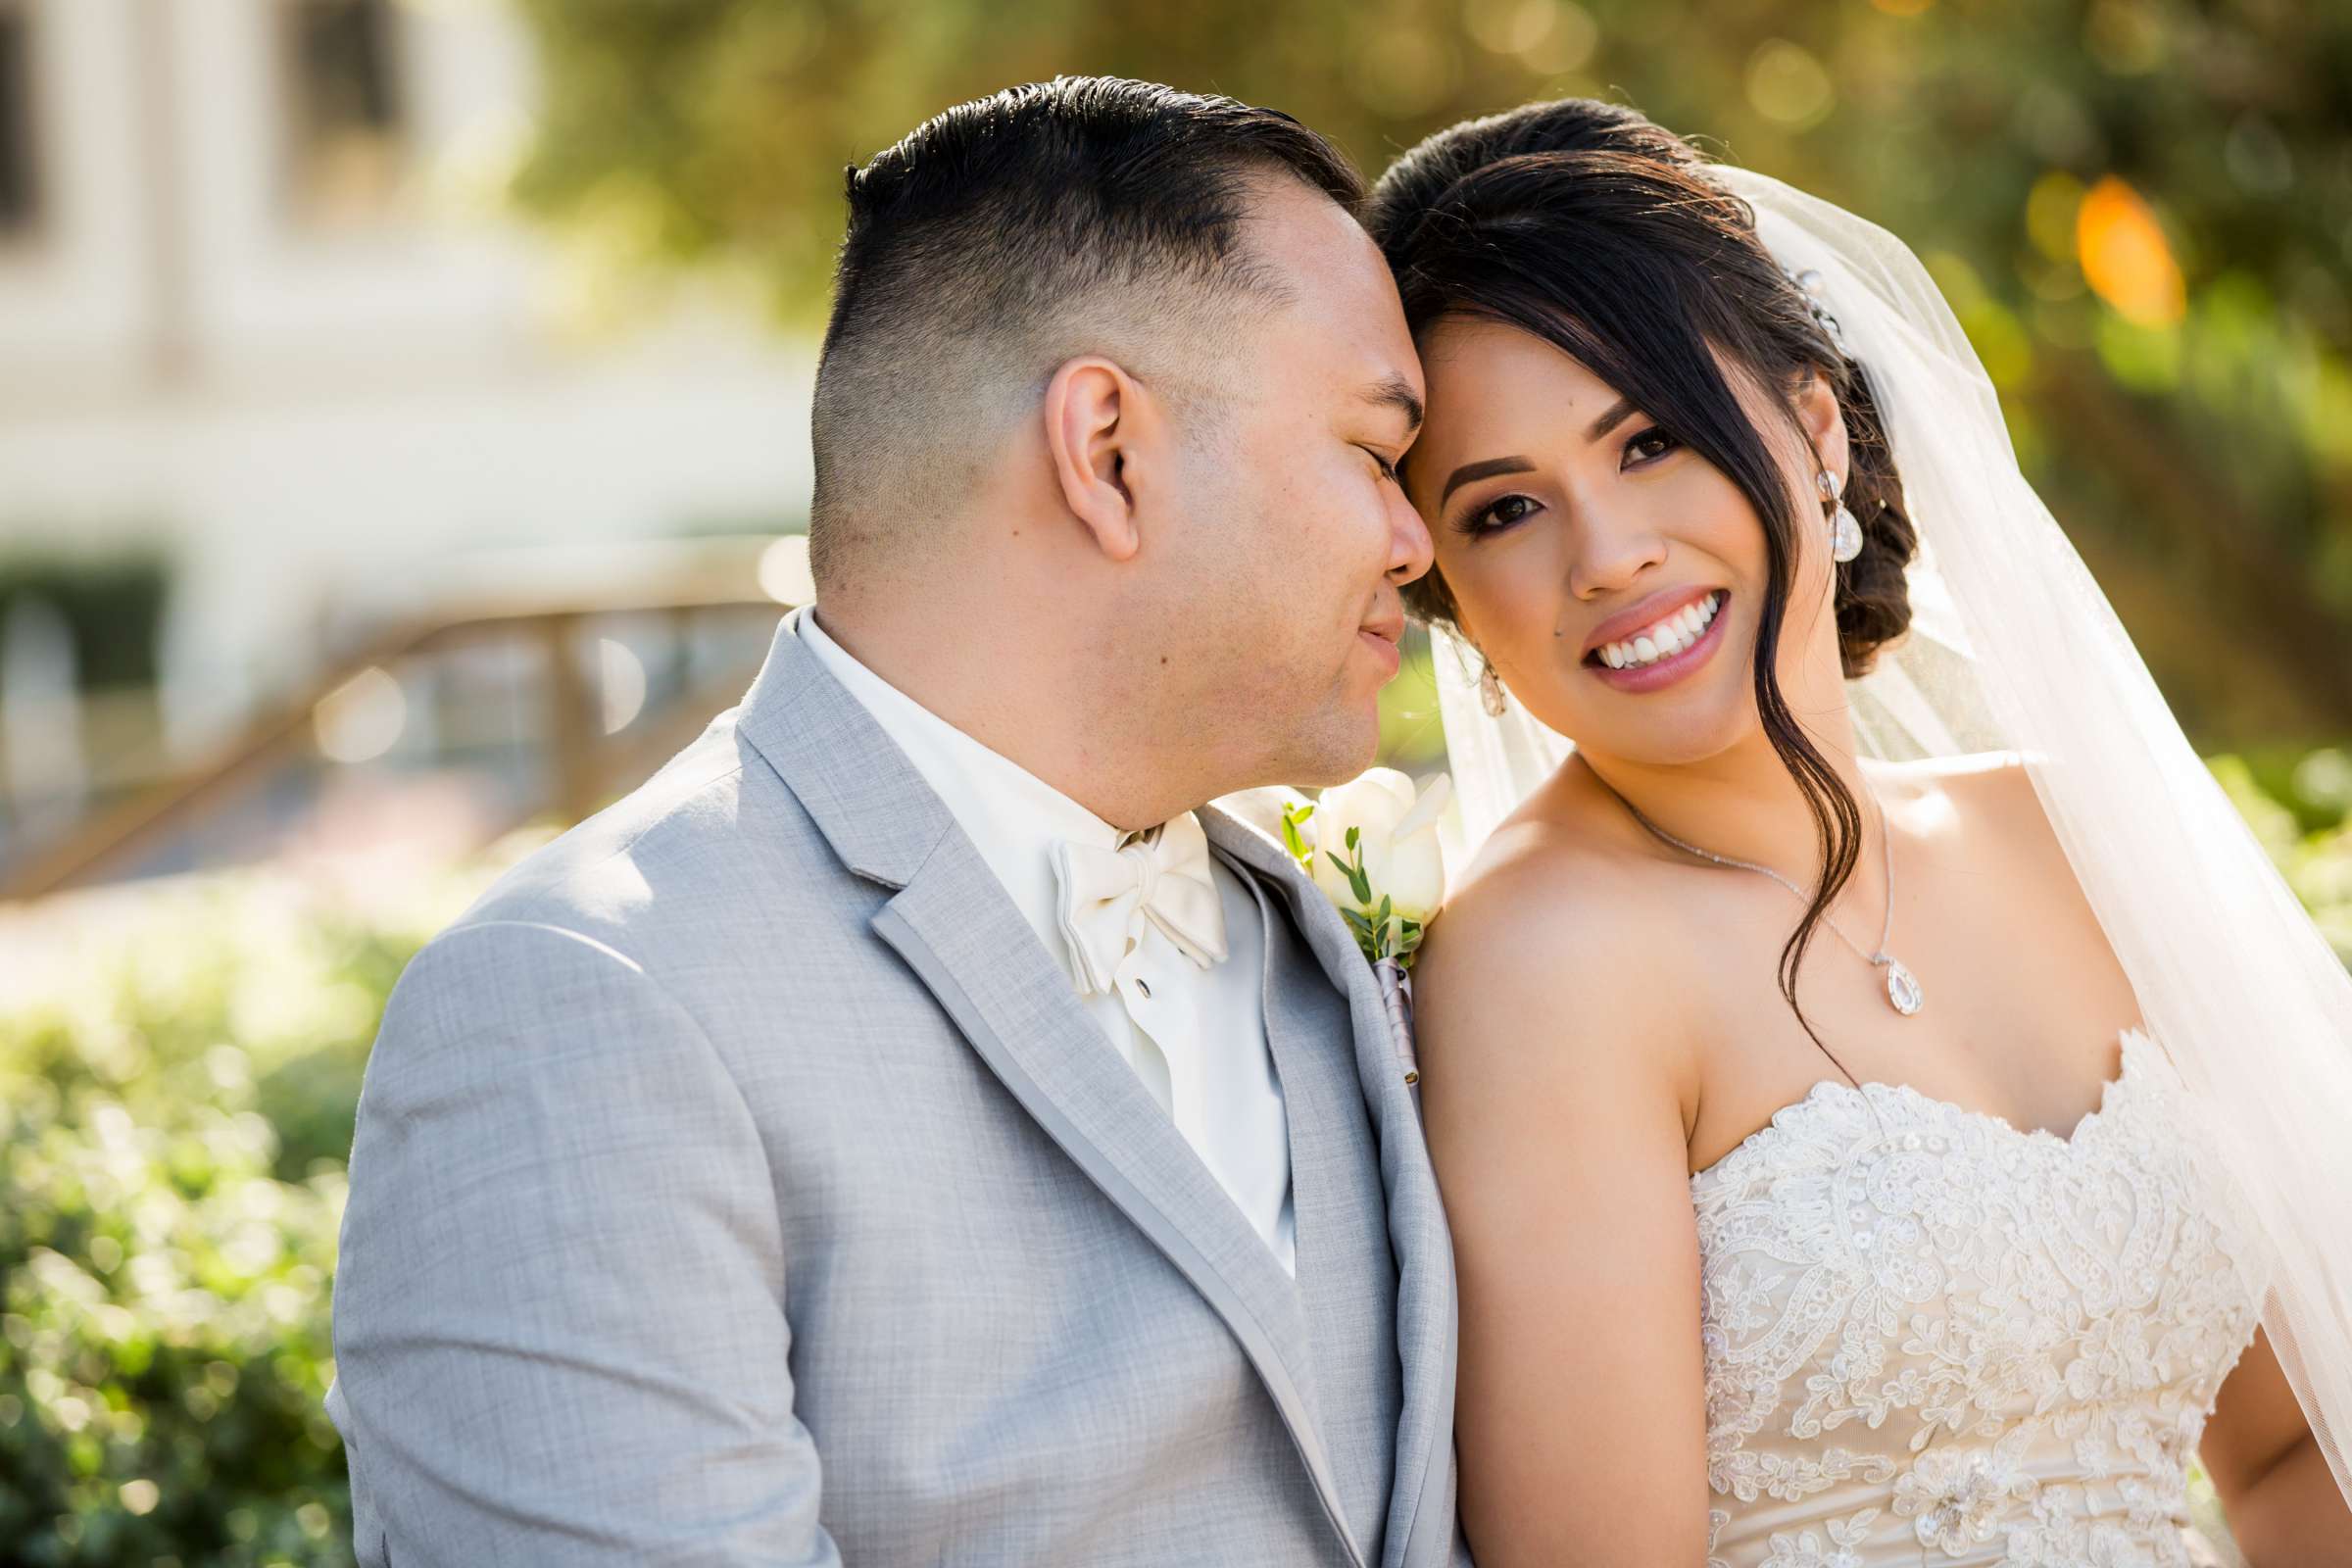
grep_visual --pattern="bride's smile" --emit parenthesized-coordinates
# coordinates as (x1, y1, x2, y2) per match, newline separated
(1581, 586, 1727, 686)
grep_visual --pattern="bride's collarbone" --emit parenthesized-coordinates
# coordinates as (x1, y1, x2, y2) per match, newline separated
(1485, 755, 2143, 1170)
(1673, 783, 2143, 1174)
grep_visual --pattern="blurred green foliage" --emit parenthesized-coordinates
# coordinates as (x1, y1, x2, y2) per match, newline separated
(2213, 743, 2352, 963)
(510, 0, 2352, 747)
(0, 850, 532, 1566)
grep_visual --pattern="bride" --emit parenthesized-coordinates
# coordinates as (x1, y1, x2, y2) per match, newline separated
(1362, 101, 2352, 1565)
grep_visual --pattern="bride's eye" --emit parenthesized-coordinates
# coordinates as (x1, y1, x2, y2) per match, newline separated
(1460, 493, 1539, 537)
(1623, 426, 1681, 467)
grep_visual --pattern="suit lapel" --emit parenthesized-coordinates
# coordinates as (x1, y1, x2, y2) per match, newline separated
(1201, 805, 1462, 1568)
(1242, 859, 1396, 1562)
(737, 621, 1365, 1568)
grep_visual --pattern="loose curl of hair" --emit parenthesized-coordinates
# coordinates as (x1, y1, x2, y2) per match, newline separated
(1363, 99, 1920, 1063)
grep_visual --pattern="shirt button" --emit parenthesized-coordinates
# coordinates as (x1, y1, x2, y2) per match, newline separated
(1134, 977, 1152, 999)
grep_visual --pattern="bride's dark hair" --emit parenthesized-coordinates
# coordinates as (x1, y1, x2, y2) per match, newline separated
(1363, 99, 1919, 1054)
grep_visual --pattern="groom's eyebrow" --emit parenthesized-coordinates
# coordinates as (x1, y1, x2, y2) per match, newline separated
(1362, 374, 1424, 433)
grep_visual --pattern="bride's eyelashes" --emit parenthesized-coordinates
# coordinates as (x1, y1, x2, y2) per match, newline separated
(1450, 424, 1683, 538)
(1457, 492, 1540, 537)
(1623, 425, 1680, 466)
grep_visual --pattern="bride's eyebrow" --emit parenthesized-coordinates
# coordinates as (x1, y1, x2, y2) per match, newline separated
(1586, 395, 1639, 442)
(1439, 456, 1535, 505)
(1434, 397, 1643, 504)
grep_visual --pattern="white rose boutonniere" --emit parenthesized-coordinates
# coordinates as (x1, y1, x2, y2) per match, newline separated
(1279, 767, 1451, 1086)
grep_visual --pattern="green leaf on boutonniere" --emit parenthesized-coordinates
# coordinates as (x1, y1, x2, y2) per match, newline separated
(1325, 849, 1374, 907)
(1280, 800, 1316, 872)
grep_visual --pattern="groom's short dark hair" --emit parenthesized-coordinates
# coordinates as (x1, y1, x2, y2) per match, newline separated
(808, 76, 1363, 589)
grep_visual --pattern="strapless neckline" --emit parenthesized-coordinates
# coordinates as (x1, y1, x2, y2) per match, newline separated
(1691, 1023, 2155, 1186)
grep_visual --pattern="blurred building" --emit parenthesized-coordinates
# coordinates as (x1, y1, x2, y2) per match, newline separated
(0, 0, 813, 802)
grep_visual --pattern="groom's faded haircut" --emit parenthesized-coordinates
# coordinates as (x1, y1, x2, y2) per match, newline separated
(807, 76, 1364, 590)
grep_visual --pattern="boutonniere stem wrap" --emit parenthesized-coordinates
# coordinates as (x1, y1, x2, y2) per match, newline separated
(1282, 768, 1451, 1086)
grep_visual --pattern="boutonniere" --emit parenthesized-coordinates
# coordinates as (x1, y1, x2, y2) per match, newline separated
(1279, 768, 1451, 1086)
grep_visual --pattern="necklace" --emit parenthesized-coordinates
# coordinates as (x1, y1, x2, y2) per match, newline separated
(1599, 775, 1926, 1018)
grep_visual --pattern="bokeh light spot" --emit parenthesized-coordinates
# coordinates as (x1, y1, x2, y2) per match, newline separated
(314, 667, 408, 765)
(2026, 171, 2085, 264)
(2077, 174, 2185, 327)
(1461, 0, 1598, 74)
(1746, 40, 1835, 130)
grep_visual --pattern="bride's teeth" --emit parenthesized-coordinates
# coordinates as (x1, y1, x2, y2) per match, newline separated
(1601, 592, 1723, 671)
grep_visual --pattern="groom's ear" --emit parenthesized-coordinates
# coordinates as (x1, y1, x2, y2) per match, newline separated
(1043, 356, 1157, 564)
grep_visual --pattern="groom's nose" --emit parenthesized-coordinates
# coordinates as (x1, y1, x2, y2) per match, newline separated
(1384, 484, 1436, 587)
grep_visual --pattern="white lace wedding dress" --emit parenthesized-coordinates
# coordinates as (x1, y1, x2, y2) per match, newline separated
(1696, 1026, 2271, 1567)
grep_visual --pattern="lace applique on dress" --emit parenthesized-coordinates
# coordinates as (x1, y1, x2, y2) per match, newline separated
(1692, 1029, 2267, 1566)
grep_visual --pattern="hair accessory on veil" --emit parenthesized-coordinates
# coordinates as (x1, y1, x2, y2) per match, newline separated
(1781, 263, 1850, 357)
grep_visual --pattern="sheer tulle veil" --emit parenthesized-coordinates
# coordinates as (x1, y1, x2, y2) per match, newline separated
(1430, 166, 2352, 1504)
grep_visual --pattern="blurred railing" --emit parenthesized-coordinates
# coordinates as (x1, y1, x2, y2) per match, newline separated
(0, 534, 811, 903)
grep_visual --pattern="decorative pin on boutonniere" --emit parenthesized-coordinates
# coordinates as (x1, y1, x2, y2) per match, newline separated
(1279, 768, 1451, 1088)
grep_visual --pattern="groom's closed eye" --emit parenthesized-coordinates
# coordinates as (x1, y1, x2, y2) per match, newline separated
(1360, 373, 1425, 437)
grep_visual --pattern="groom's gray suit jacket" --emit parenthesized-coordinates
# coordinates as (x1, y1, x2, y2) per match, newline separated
(326, 617, 1467, 1567)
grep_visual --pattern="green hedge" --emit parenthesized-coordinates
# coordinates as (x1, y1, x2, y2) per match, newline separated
(0, 847, 535, 1566)
(0, 751, 2346, 1562)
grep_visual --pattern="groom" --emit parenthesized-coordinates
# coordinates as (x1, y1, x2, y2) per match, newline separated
(326, 76, 1461, 1567)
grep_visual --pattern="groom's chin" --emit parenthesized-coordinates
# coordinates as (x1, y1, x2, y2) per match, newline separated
(1278, 700, 1386, 790)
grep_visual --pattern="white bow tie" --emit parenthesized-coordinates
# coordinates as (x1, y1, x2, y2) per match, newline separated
(1051, 811, 1229, 998)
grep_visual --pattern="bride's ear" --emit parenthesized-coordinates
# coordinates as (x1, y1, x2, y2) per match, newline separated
(1792, 368, 1849, 485)
(1043, 356, 1158, 564)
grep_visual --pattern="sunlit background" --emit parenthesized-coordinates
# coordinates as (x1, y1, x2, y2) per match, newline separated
(0, 0, 2346, 1558)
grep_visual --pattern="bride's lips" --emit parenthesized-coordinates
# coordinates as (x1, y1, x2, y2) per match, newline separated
(1584, 590, 1730, 694)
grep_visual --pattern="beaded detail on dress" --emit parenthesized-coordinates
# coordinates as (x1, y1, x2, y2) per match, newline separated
(1693, 1028, 2268, 1567)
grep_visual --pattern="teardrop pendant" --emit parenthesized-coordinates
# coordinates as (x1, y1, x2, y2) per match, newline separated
(1831, 502, 1864, 564)
(1885, 958, 1924, 1016)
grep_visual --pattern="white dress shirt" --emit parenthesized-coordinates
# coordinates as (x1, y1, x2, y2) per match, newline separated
(791, 606, 1296, 1274)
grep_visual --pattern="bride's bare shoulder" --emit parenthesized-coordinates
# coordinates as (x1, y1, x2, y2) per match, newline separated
(1410, 778, 1703, 1090)
(1874, 747, 2051, 852)
(1435, 790, 1660, 948)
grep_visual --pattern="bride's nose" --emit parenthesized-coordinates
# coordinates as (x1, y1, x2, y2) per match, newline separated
(1565, 502, 1669, 601)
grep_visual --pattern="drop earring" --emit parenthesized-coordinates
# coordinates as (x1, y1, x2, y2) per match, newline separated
(1479, 660, 1507, 717)
(1819, 467, 1864, 564)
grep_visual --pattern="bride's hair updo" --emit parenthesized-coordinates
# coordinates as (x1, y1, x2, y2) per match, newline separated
(1364, 99, 1921, 1046)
